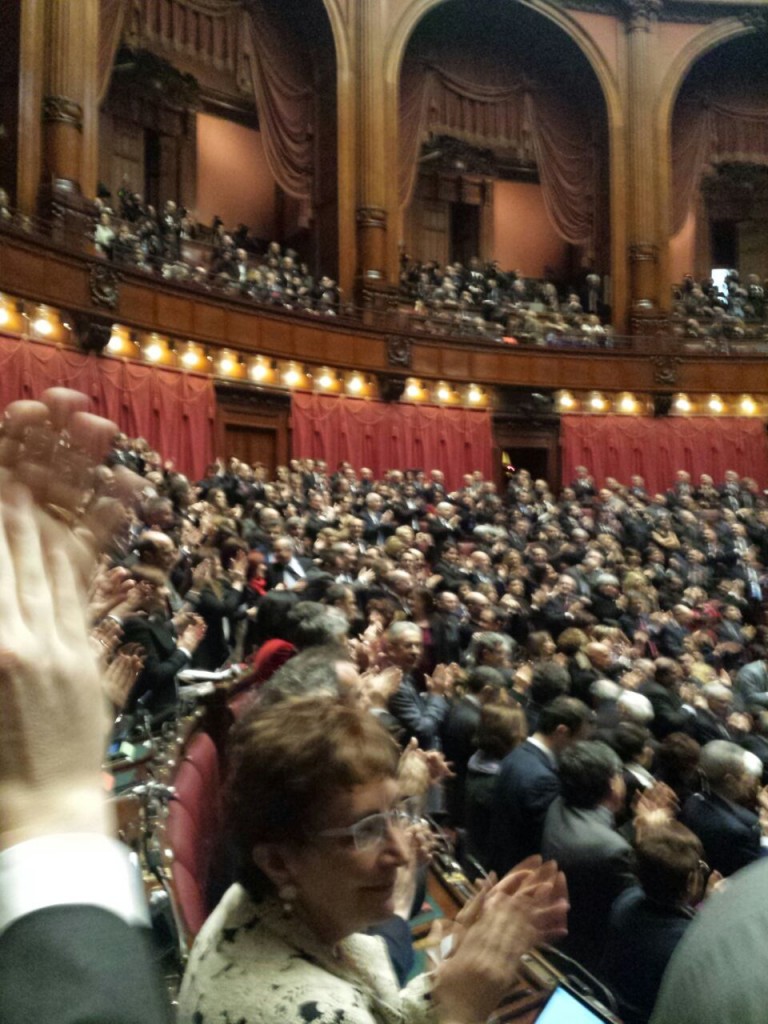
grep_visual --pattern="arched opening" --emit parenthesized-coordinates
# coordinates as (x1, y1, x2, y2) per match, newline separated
(98, 0, 338, 278)
(398, 0, 610, 310)
(669, 32, 768, 316)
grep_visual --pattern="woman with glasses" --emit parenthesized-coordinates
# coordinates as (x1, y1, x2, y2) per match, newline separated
(179, 696, 567, 1024)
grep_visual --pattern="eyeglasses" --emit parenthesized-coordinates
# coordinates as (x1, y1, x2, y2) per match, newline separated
(314, 796, 422, 851)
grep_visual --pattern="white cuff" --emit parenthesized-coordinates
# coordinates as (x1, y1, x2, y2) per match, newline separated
(0, 834, 150, 937)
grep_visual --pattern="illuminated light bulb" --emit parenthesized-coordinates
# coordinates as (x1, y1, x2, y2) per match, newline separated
(708, 394, 724, 414)
(406, 382, 421, 399)
(437, 384, 451, 402)
(284, 367, 300, 386)
(0, 307, 9, 327)
(347, 375, 363, 394)
(220, 356, 235, 374)
(318, 371, 334, 389)
(33, 316, 53, 336)
(674, 394, 691, 413)
(181, 349, 199, 368)
(145, 343, 163, 362)
(107, 333, 123, 353)
(558, 391, 575, 409)
(251, 361, 267, 381)
(589, 392, 606, 411)
(740, 396, 757, 415)
(468, 386, 482, 404)
(619, 394, 636, 413)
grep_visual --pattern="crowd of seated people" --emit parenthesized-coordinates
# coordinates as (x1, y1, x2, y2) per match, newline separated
(6, 390, 768, 1019)
(671, 270, 768, 347)
(97, 441, 768, 1019)
(88, 187, 344, 316)
(399, 254, 613, 346)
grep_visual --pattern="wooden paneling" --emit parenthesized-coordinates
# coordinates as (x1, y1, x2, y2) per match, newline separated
(3, 231, 768, 403)
(156, 293, 193, 334)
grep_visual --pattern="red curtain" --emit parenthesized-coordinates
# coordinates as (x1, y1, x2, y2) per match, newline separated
(561, 416, 768, 494)
(291, 393, 493, 491)
(0, 336, 215, 479)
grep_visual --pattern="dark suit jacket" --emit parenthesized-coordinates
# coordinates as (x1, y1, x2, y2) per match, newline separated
(541, 799, 636, 973)
(441, 696, 482, 825)
(359, 510, 395, 547)
(0, 906, 170, 1024)
(639, 681, 693, 740)
(601, 887, 693, 1024)
(489, 740, 560, 876)
(680, 791, 763, 877)
(265, 556, 314, 591)
(121, 614, 188, 715)
(387, 676, 448, 750)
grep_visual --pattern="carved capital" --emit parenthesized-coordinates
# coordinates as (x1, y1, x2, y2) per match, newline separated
(42, 95, 83, 130)
(386, 336, 411, 368)
(629, 242, 659, 264)
(89, 264, 121, 311)
(72, 312, 114, 354)
(623, 0, 662, 31)
(356, 206, 387, 230)
(650, 355, 682, 387)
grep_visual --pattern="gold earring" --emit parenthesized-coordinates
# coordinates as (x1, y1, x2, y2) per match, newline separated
(278, 883, 297, 916)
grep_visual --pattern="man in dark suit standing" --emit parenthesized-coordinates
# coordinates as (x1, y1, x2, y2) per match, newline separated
(120, 565, 206, 717)
(489, 696, 592, 876)
(441, 666, 504, 825)
(541, 741, 637, 973)
(359, 491, 396, 548)
(679, 739, 766, 877)
(640, 658, 696, 740)
(265, 535, 314, 591)
(385, 622, 451, 749)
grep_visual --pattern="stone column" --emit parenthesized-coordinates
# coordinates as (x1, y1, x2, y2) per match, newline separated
(353, 0, 393, 299)
(624, 0, 665, 330)
(38, 0, 99, 223)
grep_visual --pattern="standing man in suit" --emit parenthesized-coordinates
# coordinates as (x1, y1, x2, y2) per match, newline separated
(0, 388, 170, 1024)
(541, 741, 637, 973)
(359, 491, 396, 548)
(490, 696, 592, 876)
(120, 565, 206, 716)
(441, 666, 504, 825)
(265, 535, 314, 591)
(679, 740, 767, 877)
(640, 658, 696, 740)
(385, 621, 451, 749)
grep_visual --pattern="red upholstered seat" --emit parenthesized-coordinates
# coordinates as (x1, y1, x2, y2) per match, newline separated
(162, 729, 223, 946)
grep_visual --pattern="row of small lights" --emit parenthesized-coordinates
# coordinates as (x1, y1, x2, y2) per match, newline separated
(555, 390, 765, 416)
(0, 298, 757, 417)
(0, 296, 488, 407)
(108, 332, 487, 403)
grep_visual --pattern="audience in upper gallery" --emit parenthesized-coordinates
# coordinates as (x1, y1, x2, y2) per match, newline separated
(5, 178, 768, 351)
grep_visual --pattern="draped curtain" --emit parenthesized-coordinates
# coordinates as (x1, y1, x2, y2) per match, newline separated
(103, 0, 314, 200)
(671, 93, 768, 235)
(0, 338, 215, 479)
(291, 394, 494, 491)
(238, 5, 314, 199)
(399, 59, 597, 249)
(561, 416, 768, 494)
(99, 0, 128, 104)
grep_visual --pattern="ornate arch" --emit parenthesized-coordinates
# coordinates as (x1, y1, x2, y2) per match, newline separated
(320, 0, 350, 76)
(657, 17, 756, 142)
(383, 0, 627, 326)
(384, 0, 621, 133)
